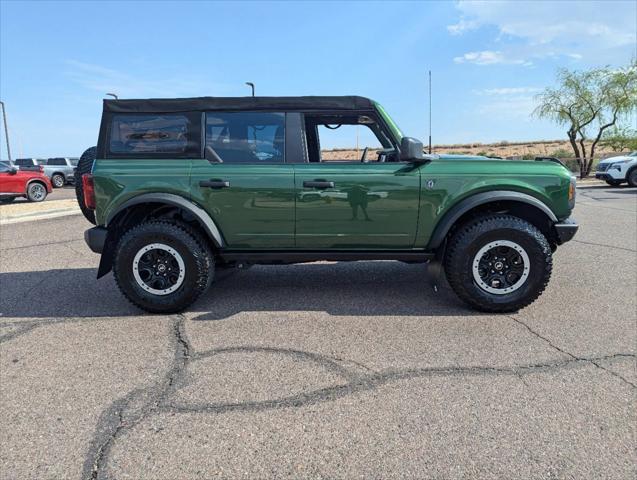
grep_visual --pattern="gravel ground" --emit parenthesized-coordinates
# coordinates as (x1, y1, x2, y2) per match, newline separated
(0, 183, 635, 479)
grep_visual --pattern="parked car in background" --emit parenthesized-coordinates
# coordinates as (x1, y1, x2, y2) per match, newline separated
(0, 162, 52, 203)
(14, 157, 77, 187)
(14, 158, 47, 172)
(595, 151, 637, 187)
(45, 157, 78, 187)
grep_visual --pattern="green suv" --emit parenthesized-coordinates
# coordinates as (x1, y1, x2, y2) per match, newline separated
(79, 96, 578, 313)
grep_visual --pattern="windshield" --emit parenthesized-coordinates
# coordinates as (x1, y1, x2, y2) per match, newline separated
(629, 151, 637, 157)
(374, 102, 403, 142)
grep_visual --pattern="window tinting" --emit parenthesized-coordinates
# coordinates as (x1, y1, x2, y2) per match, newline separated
(47, 158, 66, 166)
(205, 112, 285, 163)
(109, 114, 194, 155)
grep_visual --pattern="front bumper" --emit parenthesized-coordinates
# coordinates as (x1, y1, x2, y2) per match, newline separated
(84, 226, 107, 253)
(595, 167, 624, 181)
(554, 218, 578, 244)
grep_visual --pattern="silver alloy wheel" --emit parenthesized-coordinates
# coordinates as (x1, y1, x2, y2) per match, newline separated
(472, 240, 530, 295)
(29, 183, 46, 201)
(132, 243, 186, 296)
(52, 174, 64, 187)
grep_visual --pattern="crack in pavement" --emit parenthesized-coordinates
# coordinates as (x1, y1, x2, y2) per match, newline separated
(81, 314, 191, 480)
(162, 351, 634, 415)
(571, 239, 637, 253)
(0, 237, 84, 252)
(509, 315, 636, 388)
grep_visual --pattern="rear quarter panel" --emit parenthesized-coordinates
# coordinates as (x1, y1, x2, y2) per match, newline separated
(416, 159, 573, 248)
(92, 159, 191, 226)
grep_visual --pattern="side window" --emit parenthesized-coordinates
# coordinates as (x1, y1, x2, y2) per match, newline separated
(108, 114, 199, 157)
(48, 158, 64, 166)
(205, 112, 285, 163)
(304, 114, 394, 163)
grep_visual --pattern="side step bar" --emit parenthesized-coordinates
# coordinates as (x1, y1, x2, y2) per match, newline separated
(218, 250, 435, 265)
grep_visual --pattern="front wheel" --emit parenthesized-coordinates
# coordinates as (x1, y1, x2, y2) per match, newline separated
(26, 182, 47, 202)
(627, 168, 637, 188)
(113, 221, 213, 313)
(444, 214, 552, 312)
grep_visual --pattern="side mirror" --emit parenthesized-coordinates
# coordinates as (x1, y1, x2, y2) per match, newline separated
(9, 167, 18, 175)
(399, 137, 425, 162)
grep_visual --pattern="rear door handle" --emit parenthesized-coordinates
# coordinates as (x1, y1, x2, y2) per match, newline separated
(199, 179, 230, 189)
(303, 180, 334, 189)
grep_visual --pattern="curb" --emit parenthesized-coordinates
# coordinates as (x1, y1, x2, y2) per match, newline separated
(0, 207, 81, 225)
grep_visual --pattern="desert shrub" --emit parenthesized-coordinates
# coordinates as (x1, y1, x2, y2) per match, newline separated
(549, 148, 572, 158)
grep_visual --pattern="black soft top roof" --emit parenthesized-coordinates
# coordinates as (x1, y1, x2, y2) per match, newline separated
(103, 96, 376, 114)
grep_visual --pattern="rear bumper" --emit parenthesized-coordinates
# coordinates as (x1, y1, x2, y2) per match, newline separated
(84, 226, 107, 253)
(554, 218, 578, 244)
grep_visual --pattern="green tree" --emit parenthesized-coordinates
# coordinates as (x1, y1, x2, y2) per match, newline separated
(534, 63, 637, 177)
(599, 125, 637, 151)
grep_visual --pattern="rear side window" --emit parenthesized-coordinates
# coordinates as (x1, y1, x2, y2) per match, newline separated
(47, 158, 66, 166)
(108, 113, 200, 158)
(205, 112, 285, 163)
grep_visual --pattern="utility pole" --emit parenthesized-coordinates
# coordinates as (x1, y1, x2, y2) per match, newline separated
(428, 70, 432, 154)
(0, 100, 11, 162)
(245, 82, 255, 97)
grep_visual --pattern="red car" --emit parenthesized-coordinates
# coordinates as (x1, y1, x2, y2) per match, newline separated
(0, 162, 52, 203)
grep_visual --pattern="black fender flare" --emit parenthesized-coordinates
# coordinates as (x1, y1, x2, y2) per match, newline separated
(106, 192, 225, 247)
(95, 193, 224, 279)
(426, 190, 558, 250)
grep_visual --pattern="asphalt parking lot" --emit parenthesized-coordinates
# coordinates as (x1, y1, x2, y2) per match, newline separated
(1, 183, 635, 479)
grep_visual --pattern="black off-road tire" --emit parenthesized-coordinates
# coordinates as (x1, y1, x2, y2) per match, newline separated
(51, 173, 65, 188)
(606, 179, 622, 187)
(75, 146, 97, 224)
(113, 221, 213, 313)
(627, 168, 637, 188)
(444, 214, 552, 313)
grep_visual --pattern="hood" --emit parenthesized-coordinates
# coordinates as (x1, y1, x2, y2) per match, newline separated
(598, 152, 636, 164)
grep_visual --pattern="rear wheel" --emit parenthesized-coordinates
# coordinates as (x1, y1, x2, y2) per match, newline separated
(444, 214, 552, 312)
(75, 146, 97, 224)
(627, 168, 637, 188)
(51, 173, 65, 188)
(113, 221, 213, 313)
(26, 182, 47, 202)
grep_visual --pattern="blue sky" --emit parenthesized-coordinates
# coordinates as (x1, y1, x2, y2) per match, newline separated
(1, 0, 635, 157)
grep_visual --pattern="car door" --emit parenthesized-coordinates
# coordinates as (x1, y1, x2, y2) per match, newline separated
(293, 113, 421, 249)
(0, 165, 24, 193)
(190, 111, 295, 249)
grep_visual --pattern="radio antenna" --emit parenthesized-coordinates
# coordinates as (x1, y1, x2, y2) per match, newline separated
(428, 70, 432, 154)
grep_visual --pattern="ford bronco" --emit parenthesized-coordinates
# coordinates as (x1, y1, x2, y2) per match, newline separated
(78, 96, 578, 313)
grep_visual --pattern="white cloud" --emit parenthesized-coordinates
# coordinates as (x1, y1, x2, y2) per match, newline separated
(447, 18, 479, 35)
(449, 0, 636, 65)
(453, 50, 532, 66)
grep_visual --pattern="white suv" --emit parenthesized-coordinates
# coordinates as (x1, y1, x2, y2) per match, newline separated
(595, 151, 637, 187)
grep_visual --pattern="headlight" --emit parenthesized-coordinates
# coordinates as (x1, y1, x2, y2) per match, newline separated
(609, 159, 629, 170)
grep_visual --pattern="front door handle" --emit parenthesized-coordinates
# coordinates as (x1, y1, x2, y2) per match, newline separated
(199, 179, 230, 189)
(303, 180, 334, 189)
